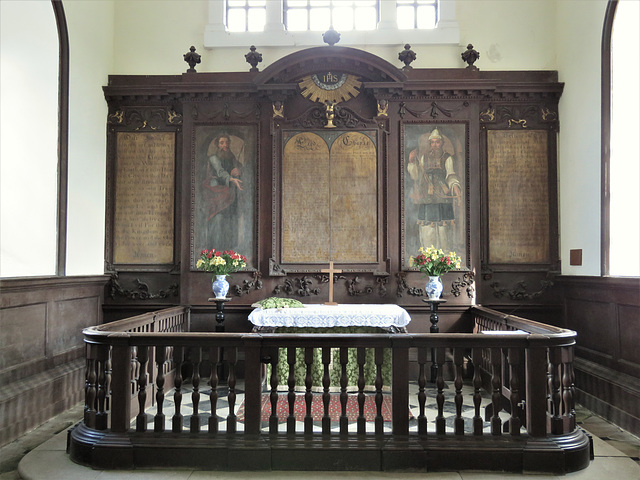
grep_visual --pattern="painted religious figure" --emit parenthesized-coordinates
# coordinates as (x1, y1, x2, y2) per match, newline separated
(193, 126, 256, 268)
(404, 124, 466, 267)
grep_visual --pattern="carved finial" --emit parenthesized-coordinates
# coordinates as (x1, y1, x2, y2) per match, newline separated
(398, 44, 416, 71)
(245, 45, 263, 72)
(183, 46, 201, 73)
(322, 27, 341, 46)
(461, 43, 480, 70)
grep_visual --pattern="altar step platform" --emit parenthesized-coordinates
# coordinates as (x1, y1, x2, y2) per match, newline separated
(136, 379, 515, 435)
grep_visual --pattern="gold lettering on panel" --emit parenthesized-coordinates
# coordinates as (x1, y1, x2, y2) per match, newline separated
(487, 130, 549, 264)
(330, 132, 377, 263)
(282, 132, 331, 263)
(113, 132, 175, 265)
(281, 131, 378, 264)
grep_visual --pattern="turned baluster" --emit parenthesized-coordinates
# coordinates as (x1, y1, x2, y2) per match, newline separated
(357, 347, 366, 434)
(136, 346, 149, 432)
(562, 346, 576, 431)
(435, 347, 446, 434)
(172, 346, 183, 433)
(154, 346, 166, 432)
(374, 347, 384, 435)
(269, 349, 279, 435)
(322, 347, 332, 433)
(472, 347, 484, 435)
(96, 344, 109, 430)
(507, 347, 522, 435)
(339, 347, 349, 435)
(190, 347, 202, 433)
(454, 347, 465, 435)
(208, 346, 220, 434)
(490, 347, 502, 435)
(84, 346, 97, 428)
(287, 346, 297, 435)
(226, 347, 238, 434)
(417, 347, 428, 435)
(548, 347, 563, 434)
(304, 347, 314, 435)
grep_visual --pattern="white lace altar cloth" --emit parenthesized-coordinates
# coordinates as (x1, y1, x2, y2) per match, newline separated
(248, 304, 411, 329)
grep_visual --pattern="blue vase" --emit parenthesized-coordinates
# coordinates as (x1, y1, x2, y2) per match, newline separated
(212, 275, 229, 299)
(425, 276, 443, 300)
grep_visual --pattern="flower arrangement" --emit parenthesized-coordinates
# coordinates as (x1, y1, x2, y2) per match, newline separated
(410, 245, 461, 277)
(196, 249, 247, 277)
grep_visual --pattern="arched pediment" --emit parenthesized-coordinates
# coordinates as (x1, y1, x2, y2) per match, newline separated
(253, 46, 407, 86)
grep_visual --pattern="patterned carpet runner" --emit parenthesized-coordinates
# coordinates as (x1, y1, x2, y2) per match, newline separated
(237, 393, 403, 422)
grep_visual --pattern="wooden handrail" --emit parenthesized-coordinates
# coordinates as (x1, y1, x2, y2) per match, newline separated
(69, 305, 590, 473)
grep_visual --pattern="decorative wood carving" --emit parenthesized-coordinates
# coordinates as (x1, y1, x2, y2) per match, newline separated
(108, 274, 179, 300)
(451, 271, 476, 299)
(461, 44, 480, 70)
(398, 44, 416, 71)
(489, 278, 554, 300)
(183, 46, 201, 73)
(245, 45, 262, 73)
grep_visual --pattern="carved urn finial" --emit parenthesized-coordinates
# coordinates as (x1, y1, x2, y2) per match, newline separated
(461, 43, 480, 70)
(322, 27, 341, 46)
(245, 45, 263, 72)
(398, 44, 416, 71)
(183, 46, 201, 73)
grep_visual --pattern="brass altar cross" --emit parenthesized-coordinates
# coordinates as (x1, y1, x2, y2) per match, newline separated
(321, 261, 342, 305)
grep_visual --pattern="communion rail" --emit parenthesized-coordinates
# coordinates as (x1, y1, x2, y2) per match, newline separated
(68, 305, 591, 474)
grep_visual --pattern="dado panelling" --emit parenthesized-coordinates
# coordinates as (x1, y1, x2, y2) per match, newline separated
(0, 303, 47, 371)
(619, 304, 640, 368)
(50, 296, 102, 355)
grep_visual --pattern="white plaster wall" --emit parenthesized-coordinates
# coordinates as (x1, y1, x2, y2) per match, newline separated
(0, 0, 58, 277)
(64, 0, 115, 275)
(556, 0, 608, 275)
(111, 0, 558, 73)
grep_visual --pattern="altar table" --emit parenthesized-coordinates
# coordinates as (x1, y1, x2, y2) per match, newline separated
(248, 304, 412, 390)
(248, 303, 411, 332)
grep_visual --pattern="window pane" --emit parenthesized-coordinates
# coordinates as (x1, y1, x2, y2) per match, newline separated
(248, 8, 266, 32)
(354, 6, 376, 30)
(397, 5, 415, 29)
(227, 9, 247, 32)
(228, 0, 246, 6)
(288, 1, 308, 7)
(310, 0, 330, 6)
(333, 6, 354, 31)
(416, 5, 435, 29)
(610, 0, 640, 276)
(287, 9, 308, 31)
(310, 8, 330, 30)
(248, 0, 266, 6)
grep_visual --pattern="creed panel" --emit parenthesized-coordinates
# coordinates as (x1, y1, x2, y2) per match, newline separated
(113, 132, 175, 265)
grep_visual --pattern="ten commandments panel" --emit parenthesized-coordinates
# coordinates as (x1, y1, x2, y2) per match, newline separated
(281, 131, 377, 264)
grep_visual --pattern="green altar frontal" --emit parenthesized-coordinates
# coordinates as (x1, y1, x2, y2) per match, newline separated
(266, 326, 392, 391)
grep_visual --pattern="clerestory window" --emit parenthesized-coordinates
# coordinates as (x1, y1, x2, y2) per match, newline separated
(224, 0, 439, 33)
(206, 0, 458, 47)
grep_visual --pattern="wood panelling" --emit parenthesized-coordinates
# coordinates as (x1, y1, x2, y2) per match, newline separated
(0, 275, 109, 446)
(557, 276, 640, 436)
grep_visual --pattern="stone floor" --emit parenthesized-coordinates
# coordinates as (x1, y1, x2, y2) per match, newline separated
(2, 382, 639, 479)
